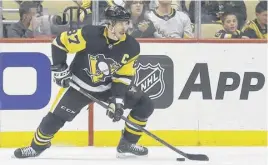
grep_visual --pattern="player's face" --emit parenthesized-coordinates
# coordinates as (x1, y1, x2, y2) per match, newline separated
(256, 11, 268, 25)
(131, 0, 144, 17)
(113, 21, 130, 39)
(223, 15, 238, 33)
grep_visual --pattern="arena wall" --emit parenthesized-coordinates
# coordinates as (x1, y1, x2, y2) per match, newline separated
(0, 39, 267, 147)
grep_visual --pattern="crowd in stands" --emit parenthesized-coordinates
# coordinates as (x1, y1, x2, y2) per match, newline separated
(1, 0, 267, 39)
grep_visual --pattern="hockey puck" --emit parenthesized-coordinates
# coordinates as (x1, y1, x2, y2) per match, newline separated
(176, 158, 186, 161)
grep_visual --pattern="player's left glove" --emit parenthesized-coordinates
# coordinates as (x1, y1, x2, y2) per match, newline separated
(106, 97, 124, 122)
(51, 63, 72, 88)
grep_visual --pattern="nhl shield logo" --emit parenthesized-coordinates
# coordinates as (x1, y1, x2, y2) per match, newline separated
(134, 63, 165, 100)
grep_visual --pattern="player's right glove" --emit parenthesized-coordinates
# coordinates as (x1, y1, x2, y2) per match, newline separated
(51, 63, 72, 88)
(106, 97, 124, 122)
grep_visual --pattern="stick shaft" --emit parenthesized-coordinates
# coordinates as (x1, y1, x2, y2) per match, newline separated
(69, 81, 187, 156)
(69, 81, 209, 161)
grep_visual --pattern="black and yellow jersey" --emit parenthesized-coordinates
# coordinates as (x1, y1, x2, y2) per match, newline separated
(52, 25, 140, 98)
(80, 0, 116, 11)
(214, 29, 243, 38)
(242, 19, 267, 39)
(79, 0, 116, 21)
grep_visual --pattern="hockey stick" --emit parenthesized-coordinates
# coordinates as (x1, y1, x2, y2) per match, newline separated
(69, 81, 209, 161)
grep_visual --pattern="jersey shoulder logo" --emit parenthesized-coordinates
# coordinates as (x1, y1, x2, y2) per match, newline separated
(134, 63, 165, 99)
(84, 54, 121, 83)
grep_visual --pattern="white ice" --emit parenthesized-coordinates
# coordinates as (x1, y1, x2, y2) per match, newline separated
(0, 147, 267, 165)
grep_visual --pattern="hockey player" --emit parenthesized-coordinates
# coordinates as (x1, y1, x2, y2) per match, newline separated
(14, 5, 154, 159)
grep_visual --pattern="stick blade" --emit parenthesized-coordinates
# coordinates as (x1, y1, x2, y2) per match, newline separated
(185, 154, 209, 161)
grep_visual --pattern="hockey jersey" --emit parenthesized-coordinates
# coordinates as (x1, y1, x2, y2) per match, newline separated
(242, 19, 267, 39)
(147, 8, 194, 38)
(52, 25, 140, 98)
(215, 29, 243, 38)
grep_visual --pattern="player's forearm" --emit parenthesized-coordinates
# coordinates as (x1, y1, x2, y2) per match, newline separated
(51, 44, 67, 66)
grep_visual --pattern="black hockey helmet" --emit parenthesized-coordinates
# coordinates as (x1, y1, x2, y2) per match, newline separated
(104, 5, 131, 21)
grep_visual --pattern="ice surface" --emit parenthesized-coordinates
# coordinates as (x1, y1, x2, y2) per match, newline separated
(0, 147, 267, 165)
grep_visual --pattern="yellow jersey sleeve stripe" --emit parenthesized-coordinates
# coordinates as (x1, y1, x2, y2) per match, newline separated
(59, 29, 87, 54)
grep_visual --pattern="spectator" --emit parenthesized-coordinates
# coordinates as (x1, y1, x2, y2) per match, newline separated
(150, 0, 187, 13)
(7, 1, 39, 38)
(2, 15, 8, 38)
(79, 0, 122, 24)
(79, 0, 93, 24)
(189, 1, 220, 24)
(217, 1, 247, 29)
(189, 0, 247, 29)
(116, 0, 152, 9)
(113, 0, 126, 6)
(147, 0, 193, 38)
(175, 0, 188, 13)
(242, 1, 267, 39)
(125, 0, 156, 38)
(214, 12, 248, 39)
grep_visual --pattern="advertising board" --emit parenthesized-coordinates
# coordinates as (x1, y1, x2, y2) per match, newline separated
(0, 40, 266, 147)
(0, 52, 51, 110)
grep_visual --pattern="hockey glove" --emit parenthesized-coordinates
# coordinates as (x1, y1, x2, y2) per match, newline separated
(106, 98, 124, 122)
(51, 63, 72, 88)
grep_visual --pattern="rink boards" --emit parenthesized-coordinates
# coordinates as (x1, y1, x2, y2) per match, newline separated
(0, 40, 267, 147)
